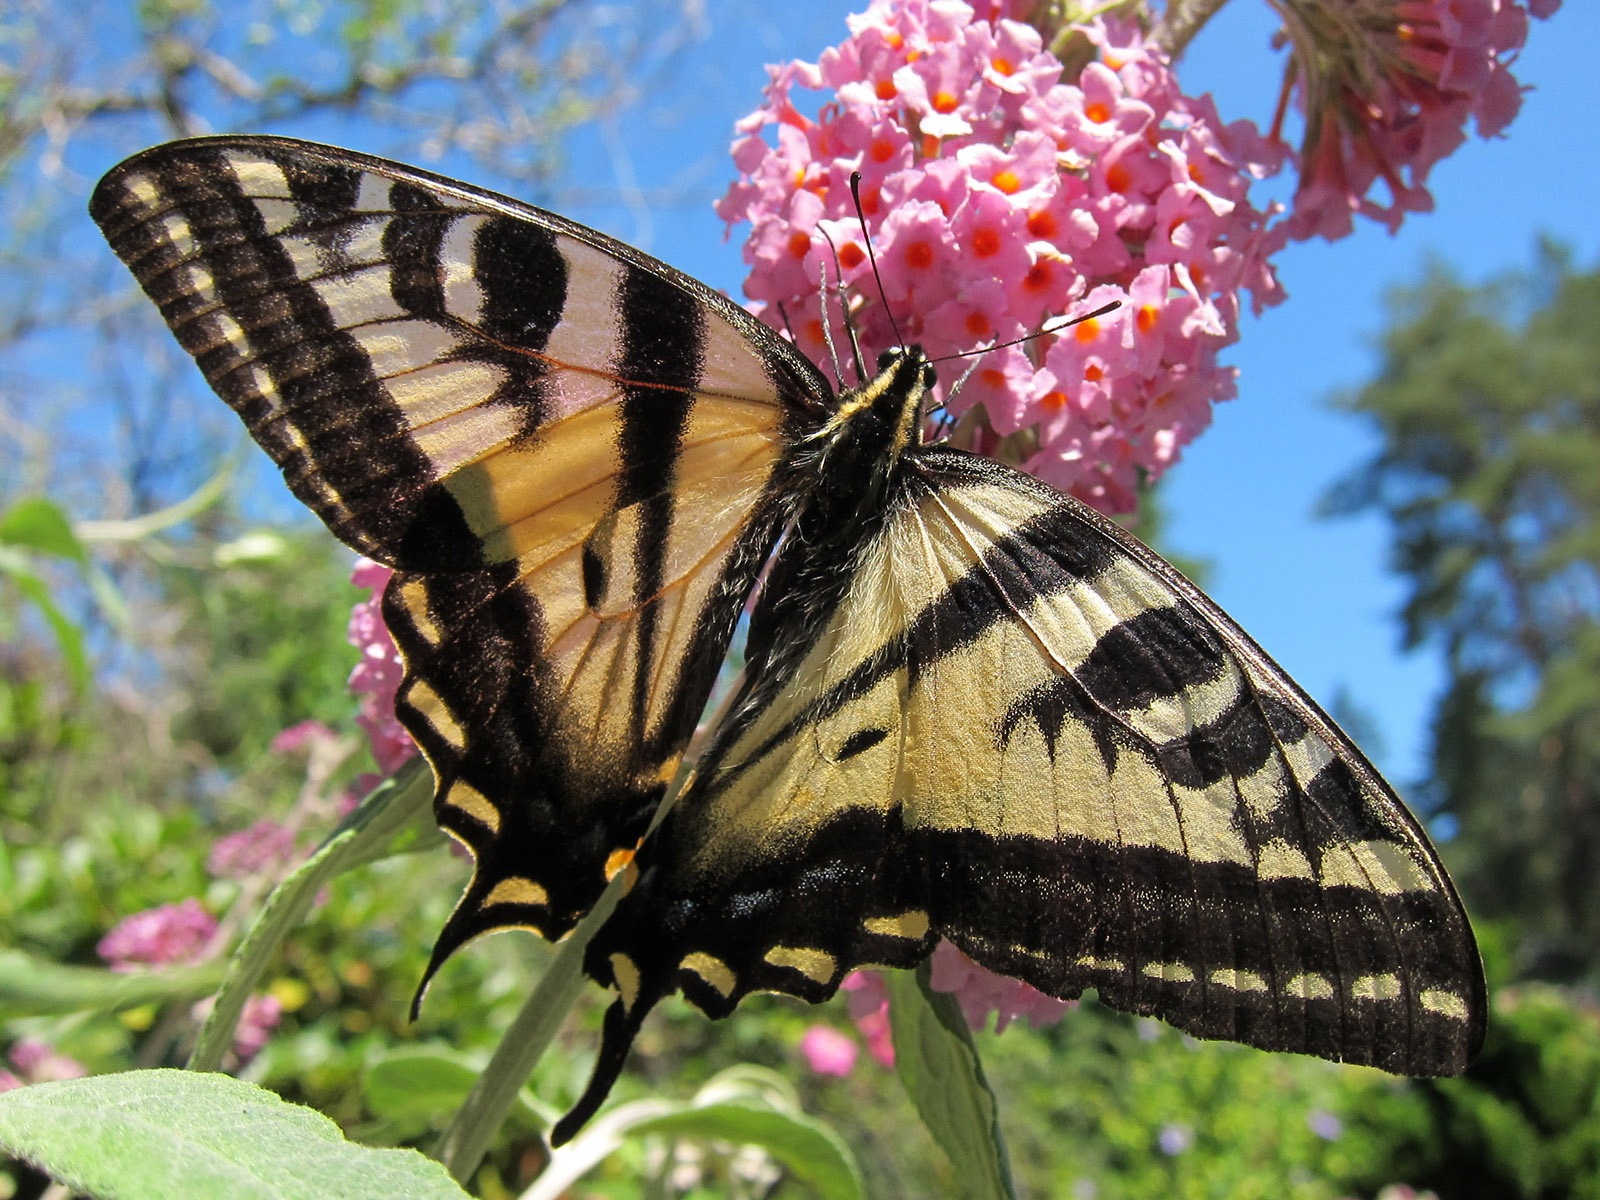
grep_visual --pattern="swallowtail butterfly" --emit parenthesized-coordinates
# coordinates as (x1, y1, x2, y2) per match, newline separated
(91, 136, 1484, 1144)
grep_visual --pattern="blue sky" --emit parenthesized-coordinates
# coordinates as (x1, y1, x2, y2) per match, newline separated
(529, 0, 1594, 798)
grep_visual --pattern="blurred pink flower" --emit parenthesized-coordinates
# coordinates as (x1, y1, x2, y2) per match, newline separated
(1275, 0, 1559, 239)
(0, 1039, 87, 1090)
(347, 558, 417, 774)
(270, 719, 339, 755)
(927, 941, 1072, 1033)
(800, 1025, 860, 1076)
(189, 993, 284, 1065)
(208, 818, 298, 879)
(716, 0, 1286, 513)
(841, 970, 895, 1066)
(97, 898, 216, 970)
(232, 994, 283, 1062)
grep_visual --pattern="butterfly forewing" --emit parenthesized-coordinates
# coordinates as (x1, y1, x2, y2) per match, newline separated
(91, 136, 831, 945)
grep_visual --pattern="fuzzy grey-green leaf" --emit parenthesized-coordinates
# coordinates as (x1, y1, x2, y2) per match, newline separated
(0, 1069, 468, 1200)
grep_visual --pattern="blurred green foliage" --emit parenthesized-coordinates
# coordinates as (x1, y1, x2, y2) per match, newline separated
(1326, 246, 1600, 983)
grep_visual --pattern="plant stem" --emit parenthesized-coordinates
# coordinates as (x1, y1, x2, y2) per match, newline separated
(1155, 0, 1233, 57)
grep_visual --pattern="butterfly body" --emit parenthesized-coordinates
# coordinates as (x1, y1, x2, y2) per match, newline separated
(91, 136, 1484, 1146)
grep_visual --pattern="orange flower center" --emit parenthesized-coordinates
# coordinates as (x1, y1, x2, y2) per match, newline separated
(991, 168, 1022, 194)
(971, 227, 1001, 258)
(904, 240, 935, 270)
(1023, 262, 1054, 295)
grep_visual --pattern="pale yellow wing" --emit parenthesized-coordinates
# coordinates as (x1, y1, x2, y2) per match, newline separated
(565, 447, 1482, 1135)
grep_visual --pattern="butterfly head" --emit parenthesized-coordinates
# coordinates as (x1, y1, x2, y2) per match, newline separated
(874, 345, 938, 394)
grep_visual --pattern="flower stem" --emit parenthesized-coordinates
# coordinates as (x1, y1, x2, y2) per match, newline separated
(1154, 0, 1233, 58)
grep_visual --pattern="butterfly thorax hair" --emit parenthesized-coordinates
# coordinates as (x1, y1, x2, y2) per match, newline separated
(737, 345, 936, 693)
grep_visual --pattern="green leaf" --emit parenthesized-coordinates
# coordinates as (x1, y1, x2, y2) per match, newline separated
(887, 964, 1017, 1200)
(0, 497, 86, 562)
(631, 1103, 864, 1200)
(532, 1066, 864, 1200)
(188, 762, 438, 1071)
(0, 1069, 468, 1200)
(365, 1047, 543, 1141)
(0, 549, 91, 690)
(0, 950, 223, 1021)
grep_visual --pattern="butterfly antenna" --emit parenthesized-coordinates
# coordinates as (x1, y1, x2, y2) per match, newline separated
(816, 224, 868, 384)
(935, 356, 989, 424)
(849, 171, 905, 351)
(774, 300, 800, 346)
(934, 299, 1122, 414)
(811, 229, 853, 387)
(930, 300, 1122, 367)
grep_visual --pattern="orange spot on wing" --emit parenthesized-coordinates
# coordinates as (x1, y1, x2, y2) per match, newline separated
(605, 846, 638, 880)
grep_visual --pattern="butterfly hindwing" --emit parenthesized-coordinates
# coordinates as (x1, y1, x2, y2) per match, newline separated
(572, 446, 1482, 1131)
(91, 136, 831, 946)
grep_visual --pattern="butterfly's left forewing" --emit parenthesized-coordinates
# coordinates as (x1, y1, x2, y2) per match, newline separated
(91, 136, 831, 957)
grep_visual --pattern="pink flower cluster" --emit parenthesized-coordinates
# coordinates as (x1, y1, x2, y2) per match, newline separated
(716, 0, 1287, 512)
(1280, 0, 1560, 239)
(347, 558, 416, 775)
(208, 817, 299, 879)
(97, 897, 216, 969)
